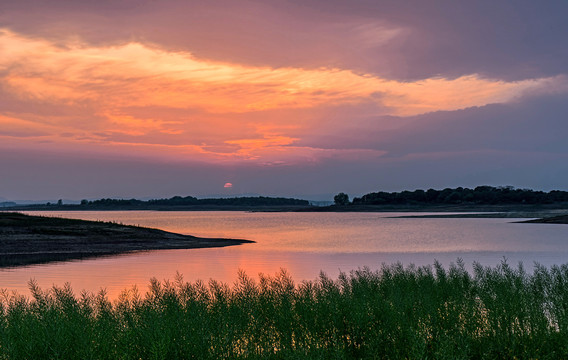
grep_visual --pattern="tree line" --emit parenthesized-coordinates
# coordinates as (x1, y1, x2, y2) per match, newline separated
(338, 186, 568, 205)
(79, 196, 309, 208)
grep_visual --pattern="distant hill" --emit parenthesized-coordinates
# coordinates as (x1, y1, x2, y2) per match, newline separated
(352, 186, 568, 206)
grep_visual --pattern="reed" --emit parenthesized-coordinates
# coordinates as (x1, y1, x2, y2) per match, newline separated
(1, 260, 567, 359)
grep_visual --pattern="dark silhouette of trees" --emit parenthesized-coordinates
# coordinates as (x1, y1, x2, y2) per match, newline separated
(334, 192, 350, 206)
(74, 196, 309, 209)
(352, 186, 568, 206)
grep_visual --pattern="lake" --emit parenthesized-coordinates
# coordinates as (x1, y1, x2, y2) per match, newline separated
(1, 211, 567, 298)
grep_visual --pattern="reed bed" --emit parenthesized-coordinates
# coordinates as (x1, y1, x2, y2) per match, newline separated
(1, 260, 567, 359)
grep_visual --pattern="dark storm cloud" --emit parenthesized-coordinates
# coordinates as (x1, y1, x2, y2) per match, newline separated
(299, 93, 568, 158)
(384, 94, 568, 156)
(289, 0, 568, 80)
(2, 0, 567, 81)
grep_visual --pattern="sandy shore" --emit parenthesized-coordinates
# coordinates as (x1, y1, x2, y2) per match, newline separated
(0, 212, 253, 267)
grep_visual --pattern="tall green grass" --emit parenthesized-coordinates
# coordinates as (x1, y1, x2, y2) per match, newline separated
(1, 260, 568, 359)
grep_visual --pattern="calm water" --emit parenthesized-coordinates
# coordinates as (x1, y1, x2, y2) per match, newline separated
(1, 211, 567, 298)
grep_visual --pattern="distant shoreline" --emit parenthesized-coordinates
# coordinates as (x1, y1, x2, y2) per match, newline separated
(6, 202, 568, 214)
(5, 186, 568, 214)
(0, 212, 254, 268)
(5, 204, 311, 212)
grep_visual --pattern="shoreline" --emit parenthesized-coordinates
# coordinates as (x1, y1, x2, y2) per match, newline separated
(388, 211, 568, 220)
(517, 214, 568, 224)
(0, 212, 254, 268)
(5, 202, 568, 213)
(2, 209, 566, 269)
(12, 204, 568, 220)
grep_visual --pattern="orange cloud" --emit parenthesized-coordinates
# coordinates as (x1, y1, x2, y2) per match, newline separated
(0, 28, 565, 164)
(1, 29, 557, 114)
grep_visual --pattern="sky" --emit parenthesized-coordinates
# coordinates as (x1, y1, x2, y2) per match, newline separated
(1, 0, 568, 201)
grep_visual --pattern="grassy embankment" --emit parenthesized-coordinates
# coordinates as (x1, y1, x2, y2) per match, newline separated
(1, 261, 568, 359)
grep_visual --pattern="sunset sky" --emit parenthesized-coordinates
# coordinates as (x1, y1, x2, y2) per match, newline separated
(1, 0, 568, 201)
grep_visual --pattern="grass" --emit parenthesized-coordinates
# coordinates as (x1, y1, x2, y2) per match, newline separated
(1, 260, 568, 359)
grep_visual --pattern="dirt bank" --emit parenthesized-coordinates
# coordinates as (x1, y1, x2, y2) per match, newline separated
(0, 212, 253, 267)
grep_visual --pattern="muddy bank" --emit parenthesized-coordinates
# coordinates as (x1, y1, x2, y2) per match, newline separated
(519, 214, 568, 224)
(0, 212, 253, 267)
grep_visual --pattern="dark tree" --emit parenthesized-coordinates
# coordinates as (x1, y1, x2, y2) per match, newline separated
(354, 186, 568, 206)
(334, 192, 350, 206)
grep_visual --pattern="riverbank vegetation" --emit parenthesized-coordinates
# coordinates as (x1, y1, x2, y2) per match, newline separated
(1, 260, 567, 359)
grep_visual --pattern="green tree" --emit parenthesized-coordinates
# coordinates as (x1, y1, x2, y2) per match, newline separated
(334, 192, 350, 206)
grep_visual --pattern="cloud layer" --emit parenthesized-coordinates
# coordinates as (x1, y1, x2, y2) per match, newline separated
(1, 29, 563, 163)
(1, 1, 567, 199)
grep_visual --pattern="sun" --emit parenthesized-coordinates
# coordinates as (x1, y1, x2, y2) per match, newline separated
(224, 182, 233, 188)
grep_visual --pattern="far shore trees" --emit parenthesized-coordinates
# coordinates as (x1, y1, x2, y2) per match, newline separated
(352, 185, 568, 205)
(334, 192, 350, 206)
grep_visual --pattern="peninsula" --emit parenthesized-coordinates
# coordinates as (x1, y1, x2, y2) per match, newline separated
(0, 212, 253, 268)
(520, 214, 568, 224)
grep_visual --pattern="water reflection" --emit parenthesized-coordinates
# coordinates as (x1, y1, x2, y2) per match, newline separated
(1, 211, 567, 299)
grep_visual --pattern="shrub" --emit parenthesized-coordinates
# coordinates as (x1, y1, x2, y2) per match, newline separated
(0, 261, 567, 359)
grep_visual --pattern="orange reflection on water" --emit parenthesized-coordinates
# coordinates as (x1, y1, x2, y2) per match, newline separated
(1, 248, 338, 300)
(5, 211, 568, 300)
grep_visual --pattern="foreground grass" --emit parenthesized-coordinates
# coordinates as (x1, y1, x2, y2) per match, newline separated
(1, 261, 568, 359)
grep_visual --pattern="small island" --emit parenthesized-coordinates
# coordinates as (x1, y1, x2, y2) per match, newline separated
(0, 212, 254, 268)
